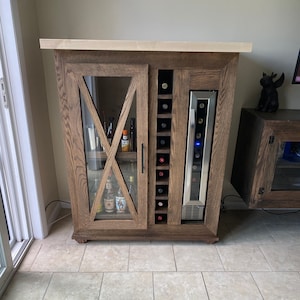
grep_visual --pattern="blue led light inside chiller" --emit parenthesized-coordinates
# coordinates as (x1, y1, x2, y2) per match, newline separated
(195, 140, 202, 148)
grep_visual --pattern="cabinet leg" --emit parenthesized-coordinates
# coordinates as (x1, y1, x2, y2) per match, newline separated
(74, 238, 88, 244)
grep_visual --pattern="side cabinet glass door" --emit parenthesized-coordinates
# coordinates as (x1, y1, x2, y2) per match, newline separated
(65, 63, 148, 230)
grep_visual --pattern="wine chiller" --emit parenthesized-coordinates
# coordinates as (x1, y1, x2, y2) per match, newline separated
(182, 90, 217, 221)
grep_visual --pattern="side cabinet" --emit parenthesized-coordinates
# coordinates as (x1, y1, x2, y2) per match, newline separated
(41, 39, 251, 243)
(232, 109, 300, 208)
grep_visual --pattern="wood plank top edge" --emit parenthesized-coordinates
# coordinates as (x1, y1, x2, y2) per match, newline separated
(39, 38, 252, 53)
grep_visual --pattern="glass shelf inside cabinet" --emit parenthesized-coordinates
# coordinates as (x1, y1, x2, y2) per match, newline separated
(272, 142, 300, 191)
(80, 76, 138, 221)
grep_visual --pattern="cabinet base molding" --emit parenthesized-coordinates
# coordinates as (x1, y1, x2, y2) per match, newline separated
(72, 225, 219, 244)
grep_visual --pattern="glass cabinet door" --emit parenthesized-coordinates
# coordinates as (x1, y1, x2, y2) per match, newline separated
(272, 141, 300, 191)
(66, 63, 148, 229)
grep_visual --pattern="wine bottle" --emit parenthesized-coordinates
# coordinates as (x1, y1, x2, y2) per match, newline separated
(156, 200, 168, 209)
(157, 118, 171, 131)
(155, 214, 167, 223)
(156, 170, 169, 180)
(157, 187, 164, 194)
(158, 156, 165, 164)
(158, 70, 173, 94)
(157, 154, 169, 165)
(115, 187, 126, 213)
(104, 177, 114, 213)
(157, 136, 170, 148)
(106, 117, 114, 145)
(194, 152, 201, 159)
(158, 99, 172, 114)
(156, 185, 168, 195)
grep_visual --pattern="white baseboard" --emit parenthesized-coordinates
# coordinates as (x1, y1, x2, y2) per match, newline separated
(46, 202, 61, 232)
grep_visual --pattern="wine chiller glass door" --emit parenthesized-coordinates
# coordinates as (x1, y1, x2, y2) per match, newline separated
(182, 90, 217, 221)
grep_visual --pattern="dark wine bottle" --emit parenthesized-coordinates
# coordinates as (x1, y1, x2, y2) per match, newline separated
(158, 70, 173, 94)
(157, 187, 164, 194)
(155, 214, 167, 223)
(156, 185, 168, 195)
(157, 136, 170, 148)
(156, 154, 169, 165)
(156, 170, 169, 180)
(194, 152, 201, 159)
(158, 99, 172, 114)
(157, 118, 171, 131)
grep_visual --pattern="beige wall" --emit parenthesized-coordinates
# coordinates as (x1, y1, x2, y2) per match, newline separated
(35, 0, 300, 200)
(15, 0, 59, 218)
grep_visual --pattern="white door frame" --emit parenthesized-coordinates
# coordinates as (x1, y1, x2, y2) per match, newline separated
(0, 0, 48, 295)
(0, 0, 47, 240)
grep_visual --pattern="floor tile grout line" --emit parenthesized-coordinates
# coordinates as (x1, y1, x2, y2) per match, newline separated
(127, 244, 131, 272)
(78, 243, 88, 273)
(171, 244, 178, 272)
(214, 245, 226, 272)
(98, 272, 104, 300)
(258, 244, 275, 272)
(42, 272, 54, 300)
(250, 271, 265, 300)
(28, 242, 43, 272)
(200, 272, 210, 300)
(152, 272, 155, 300)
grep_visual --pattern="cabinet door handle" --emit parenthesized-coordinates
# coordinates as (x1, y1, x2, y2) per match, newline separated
(141, 143, 144, 173)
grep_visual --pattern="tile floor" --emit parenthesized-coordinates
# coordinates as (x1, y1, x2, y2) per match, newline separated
(2, 206, 300, 299)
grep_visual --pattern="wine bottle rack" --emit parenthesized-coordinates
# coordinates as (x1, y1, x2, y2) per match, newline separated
(155, 70, 173, 224)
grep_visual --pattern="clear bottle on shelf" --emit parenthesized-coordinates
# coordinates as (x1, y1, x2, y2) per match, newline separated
(104, 177, 115, 213)
(115, 187, 126, 213)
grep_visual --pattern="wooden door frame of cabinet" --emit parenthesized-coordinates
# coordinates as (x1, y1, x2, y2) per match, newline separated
(54, 52, 149, 233)
(250, 125, 277, 205)
(254, 121, 300, 208)
(204, 55, 239, 234)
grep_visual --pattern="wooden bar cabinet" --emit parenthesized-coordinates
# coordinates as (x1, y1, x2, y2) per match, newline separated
(40, 39, 251, 243)
(232, 108, 300, 208)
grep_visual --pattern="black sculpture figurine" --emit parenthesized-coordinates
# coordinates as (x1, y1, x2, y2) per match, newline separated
(257, 72, 285, 112)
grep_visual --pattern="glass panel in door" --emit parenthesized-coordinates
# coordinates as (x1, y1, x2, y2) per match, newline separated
(73, 63, 148, 229)
(81, 76, 138, 220)
(272, 141, 300, 190)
